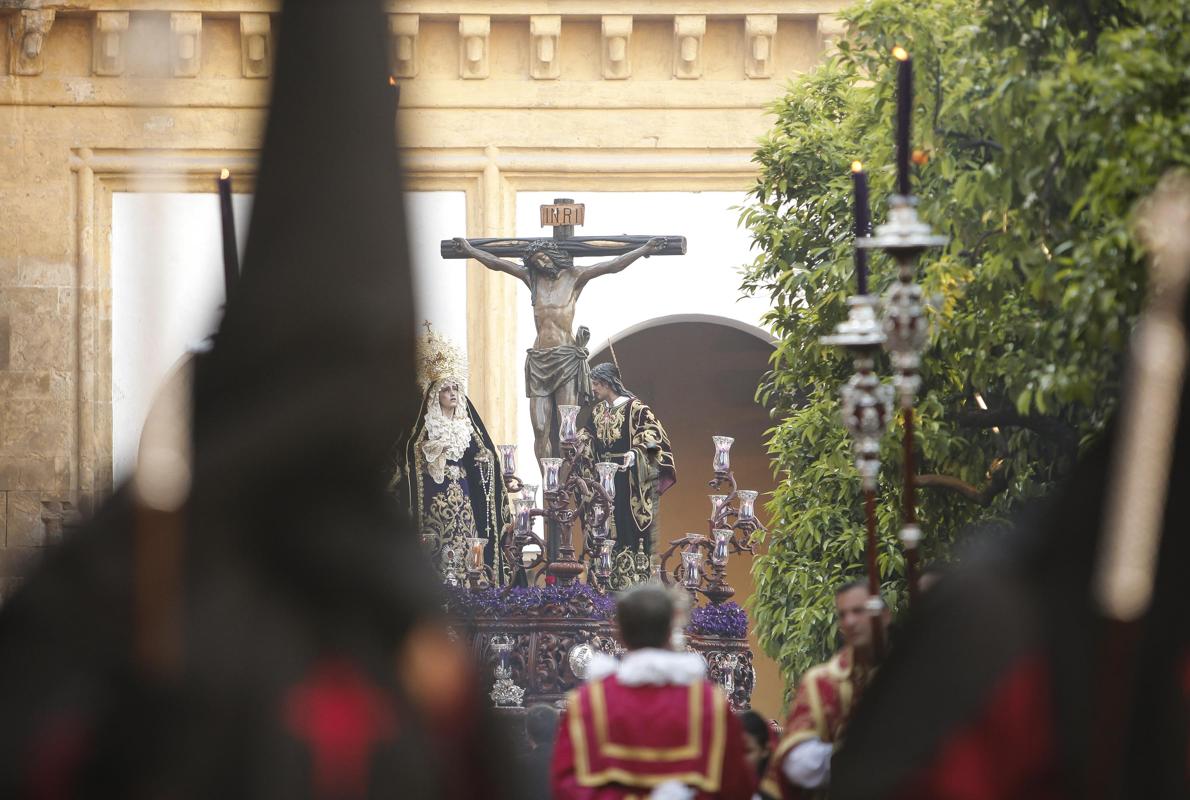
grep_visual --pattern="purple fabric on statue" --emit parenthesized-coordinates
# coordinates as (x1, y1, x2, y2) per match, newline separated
(687, 602, 748, 639)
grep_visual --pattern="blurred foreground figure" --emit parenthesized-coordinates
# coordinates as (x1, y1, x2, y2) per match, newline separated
(552, 584, 755, 800)
(0, 1, 515, 798)
(760, 579, 888, 799)
(832, 173, 1190, 800)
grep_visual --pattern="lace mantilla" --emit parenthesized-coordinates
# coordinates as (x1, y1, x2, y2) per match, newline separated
(421, 384, 476, 483)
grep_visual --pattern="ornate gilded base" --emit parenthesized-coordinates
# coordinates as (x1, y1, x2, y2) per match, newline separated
(687, 633, 756, 711)
(450, 618, 755, 711)
(458, 616, 615, 708)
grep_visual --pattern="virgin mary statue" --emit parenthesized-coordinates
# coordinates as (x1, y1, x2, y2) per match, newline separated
(393, 326, 510, 585)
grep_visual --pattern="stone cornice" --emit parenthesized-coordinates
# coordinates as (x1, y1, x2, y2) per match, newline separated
(0, 76, 800, 109)
(0, 2, 845, 106)
(3, 1, 844, 16)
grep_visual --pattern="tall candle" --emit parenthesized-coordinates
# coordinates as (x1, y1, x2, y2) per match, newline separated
(893, 46, 912, 196)
(850, 161, 871, 295)
(217, 169, 239, 301)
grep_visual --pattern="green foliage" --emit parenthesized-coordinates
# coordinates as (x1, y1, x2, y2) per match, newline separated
(742, 0, 1190, 685)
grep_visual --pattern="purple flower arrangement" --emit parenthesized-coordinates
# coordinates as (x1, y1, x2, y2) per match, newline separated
(443, 583, 616, 620)
(687, 601, 749, 639)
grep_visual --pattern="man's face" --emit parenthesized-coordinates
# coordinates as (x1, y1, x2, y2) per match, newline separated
(835, 586, 872, 650)
(438, 382, 460, 414)
(591, 378, 615, 403)
(529, 252, 554, 271)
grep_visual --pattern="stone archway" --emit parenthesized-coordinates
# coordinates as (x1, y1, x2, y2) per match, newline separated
(590, 316, 785, 718)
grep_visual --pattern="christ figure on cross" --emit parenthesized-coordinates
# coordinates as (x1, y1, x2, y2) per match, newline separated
(451, 234, 668, 463)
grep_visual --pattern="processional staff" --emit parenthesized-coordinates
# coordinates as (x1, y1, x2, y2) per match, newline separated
(821, 160, 893, 660)
(857, 46, 948, 606)
(823, 46, 948, 660)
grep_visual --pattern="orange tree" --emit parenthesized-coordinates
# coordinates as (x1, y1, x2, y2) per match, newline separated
(741, 0, 1189, 682)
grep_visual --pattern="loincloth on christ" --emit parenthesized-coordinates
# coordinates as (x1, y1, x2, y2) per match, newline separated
(524, 344, 594, 402)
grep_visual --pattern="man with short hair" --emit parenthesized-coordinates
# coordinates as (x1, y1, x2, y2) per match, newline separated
(522, 703, 561, 800)
(760, 578, 888, 799)
(551, 584, 755, 799)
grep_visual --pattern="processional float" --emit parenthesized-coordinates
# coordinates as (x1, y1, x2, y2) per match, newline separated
(428, 198, 766, 711)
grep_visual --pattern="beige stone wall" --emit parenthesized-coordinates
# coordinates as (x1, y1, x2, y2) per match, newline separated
(0, 0, 844, 590)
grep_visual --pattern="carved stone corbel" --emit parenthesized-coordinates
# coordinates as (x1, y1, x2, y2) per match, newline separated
(672, 15, 705, 80)
(745, 15, 777, 79)
(458, 15, 490, 80)
(170, 12, 202, 78)
(529, 15, 561, 80)
(93, 12, 129, 77)
(388, 14, 419, 79)
(239, 13, 271, 78)
(817, 14, 848, 55)
(10, 9, 55, 77)
(601, 16, 632, 80)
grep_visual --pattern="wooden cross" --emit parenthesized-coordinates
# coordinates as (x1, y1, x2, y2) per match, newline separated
(440, 197, 687, 260)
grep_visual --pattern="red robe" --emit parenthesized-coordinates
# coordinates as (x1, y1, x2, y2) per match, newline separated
(761, 647, 871, 800)
(888, 654, 1066, 800)
(551, 674, 755, 799)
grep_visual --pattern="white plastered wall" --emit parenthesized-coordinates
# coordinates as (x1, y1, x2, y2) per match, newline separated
(111, 191, 468, 483)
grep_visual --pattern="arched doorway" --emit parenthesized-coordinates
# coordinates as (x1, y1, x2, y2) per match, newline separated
(590, 315, 785, 719)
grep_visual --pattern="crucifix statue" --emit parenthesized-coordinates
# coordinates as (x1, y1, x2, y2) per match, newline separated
(441, 198, 686, 463)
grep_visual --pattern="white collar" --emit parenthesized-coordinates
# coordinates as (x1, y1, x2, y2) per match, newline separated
(585, 647, 707, 686)
(605, 395, 630, 409)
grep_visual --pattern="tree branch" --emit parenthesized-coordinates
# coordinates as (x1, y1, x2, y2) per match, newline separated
(918, 457, 1009, 507)
(953, 406, 1079, 459)
(959, 229, 1003, 265)
(952, 407, 1085, 469)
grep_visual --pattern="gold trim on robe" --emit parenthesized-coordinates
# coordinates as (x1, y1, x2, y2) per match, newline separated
(567, 680, 728, 791)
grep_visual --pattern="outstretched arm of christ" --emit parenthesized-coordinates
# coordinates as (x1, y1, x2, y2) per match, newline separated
(575, 237, 666, 286)
(452, 238, 529, 285)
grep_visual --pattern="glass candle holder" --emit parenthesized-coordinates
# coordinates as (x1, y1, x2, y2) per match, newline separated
(712, 436, 734, 472)
(521, 483, 538, 506)
(490, 634, 513, 679)
(540, 458, 563, 492)
(592, 508, 610, 540)
(514, 497, 534, 534)
(736, 490, 758, 520)
(682, 550, 705, 588)
(558, 405, 581, 443)
(712, 528, 733, 566)
(596, 539, 614, 578)
(498, 444, 517, 477)
(709, 494, 728, 518)
(595, 462, 619, 500)
(466, 537, 487, 573)
(721, 654, 739, 693)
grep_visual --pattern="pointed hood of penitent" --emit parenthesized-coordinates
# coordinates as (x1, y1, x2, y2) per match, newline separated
(192, 0, 418, 500)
